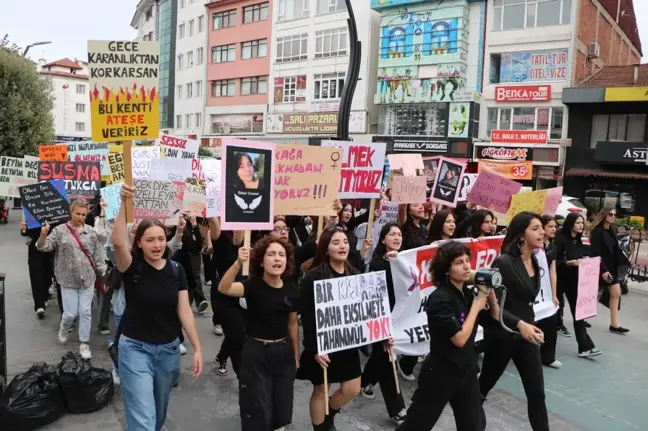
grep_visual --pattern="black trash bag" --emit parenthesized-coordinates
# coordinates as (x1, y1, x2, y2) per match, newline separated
(0, 363, 65, 430)
(55, 352, 114, 414)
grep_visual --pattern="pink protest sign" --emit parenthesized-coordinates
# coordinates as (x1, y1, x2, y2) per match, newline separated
(576, 257, 600, 321)
(466, 170, 522, 214)
(543, 186, 563, 216)
(322, 140, 386, 199)
(430, 157, 466, 208)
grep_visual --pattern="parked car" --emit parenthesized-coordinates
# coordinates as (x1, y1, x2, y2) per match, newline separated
(555, 196, 588, 220)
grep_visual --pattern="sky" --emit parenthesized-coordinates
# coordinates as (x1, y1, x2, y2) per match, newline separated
(1, 1, 647, 63)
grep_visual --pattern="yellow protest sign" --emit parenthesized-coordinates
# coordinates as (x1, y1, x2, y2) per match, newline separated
(88, 40, 160, 141)
(505, 189, 548, 225)
(108, 152, 125, 183)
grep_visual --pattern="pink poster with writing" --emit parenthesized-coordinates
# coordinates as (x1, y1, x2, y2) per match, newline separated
(576, 257, 600, 321)
(321, 140, 386, 199)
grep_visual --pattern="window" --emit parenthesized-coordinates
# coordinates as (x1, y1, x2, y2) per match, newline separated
(196, 80, 203, 96)
(379, 104, 447, 136)
(187, 51, 194, 66)
(493, 0, 572, 31)
(211, 79, 236, 97)
(242, 39, 267, 59)
(186, 82, 193, 98)
(278, 0, 310, 22)
(198, 15, 205, 32)
(75, 103, 86, 113)
(241, 76, 268, 95)
(243, 2, 269, 23)
(196, 47, 204, 65)
(212, 44, 235, 63)
(75, 122, 85, 132)
(186, 114, 192, 128)
(276, 34, 308, 62)
(176, 115, 182, 128)
(147, 31, 154, 41)
(177, 53, 184, 69)
(315, 27, 347, 58)
(179, 23, 185, 38)
(188, 20, 194, 36)
(316, 0, 346, 14)
(512, 107, 536, 131)
(589, 114, 647, 148)
(76, 84, 86, 94)
(213, 10, 237, 29)
(146, 7, 153, 20)
(281, 76, 297, 102)
(486, 107, 564, 139)
(195, 113, 202, 128)
(177, 85, 182, 99)
(313, 72, 344, 99)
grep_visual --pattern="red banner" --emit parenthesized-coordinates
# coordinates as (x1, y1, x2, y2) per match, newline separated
(491, 130, 548, 145)
(495, 85, 552, 102)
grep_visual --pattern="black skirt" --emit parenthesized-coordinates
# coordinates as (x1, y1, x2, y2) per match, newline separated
(297, 347, 361, 385)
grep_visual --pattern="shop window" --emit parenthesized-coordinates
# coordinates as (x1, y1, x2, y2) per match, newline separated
(550, 107, 563, 139)
(589, 114, 647, 148)
(487, 107, 564, 139)
(487, 108, 498, 136)
(313, 72, 345, 100)
(493, 0, 571, 31)
(584, 185, 636, 217)
(512, 107, 536, 130)
(378, 104, 446, 136)
(489, 54, 501, 84)
(499, 108, 511, 130)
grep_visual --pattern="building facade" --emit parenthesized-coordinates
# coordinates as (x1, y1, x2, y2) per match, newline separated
(38, 58, 91, 142)
(264, 0, 380, 143)
(370, 0, 485, 160)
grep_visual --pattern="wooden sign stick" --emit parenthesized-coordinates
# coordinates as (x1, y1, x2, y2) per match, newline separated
(242, 230, 251, 276)
(366, 199, 377, 240)
(122, 140, 134, 223)
(390, 347, 401, 394)
(323, 367, 329, 415)
(317, 216, 324, 236)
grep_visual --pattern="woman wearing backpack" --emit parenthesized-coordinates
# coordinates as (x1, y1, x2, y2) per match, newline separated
(111, 183, 203, 431)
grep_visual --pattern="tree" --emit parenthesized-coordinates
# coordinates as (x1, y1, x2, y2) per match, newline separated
(0, 34, 54, 157)
(198, 146, 213, 157)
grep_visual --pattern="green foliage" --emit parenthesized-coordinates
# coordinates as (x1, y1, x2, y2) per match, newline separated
(198, 146, 213, 157)
(616, 217, 644, 229)
(254, 154, 265, 180)
(0, 34, 54, 157)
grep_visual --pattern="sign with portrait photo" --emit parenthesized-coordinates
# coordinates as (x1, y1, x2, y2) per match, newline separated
(221, 138, 275, 230)
(457, 173, 478, 201)
(430, 157, 466, 208)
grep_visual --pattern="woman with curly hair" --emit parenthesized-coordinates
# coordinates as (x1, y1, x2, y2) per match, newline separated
(218, 236, 300, 431)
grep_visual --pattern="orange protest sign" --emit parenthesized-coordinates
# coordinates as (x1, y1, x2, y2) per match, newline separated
(39, 145, 68, 161)
(478, 160, 532, 181)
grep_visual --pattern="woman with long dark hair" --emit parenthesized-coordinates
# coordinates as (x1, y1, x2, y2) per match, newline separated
(401, 203, 428, 250)
(479, 211, 549, 431)
(360, 223, 407, 424)
(233, 152, 263, 190)
(298, 228, 361, 430)
(427, 209, 456, 242)
(469, 209, 495, 239)
(554, 213, 602, 358)
(536, 215, 561, 368)
(589, 207, 630, 333)
(336, 201, 371, 270)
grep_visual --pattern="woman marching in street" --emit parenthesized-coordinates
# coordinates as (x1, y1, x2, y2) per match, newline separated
(427, 209, 456, 243)
(537, 215, 562, 369)
(554, 213, 602, 358)
(478, 211, 550, 431)
(20, 217, 55, 319)
(218, 235, 300, 431)
(589, 207, 630, 334)
(298, 227, 362, 431)
(111, 184, 203, 431)
(360, 223, 407, 425)
(36, 200, 107, 359)
(396, 240, 497, 431)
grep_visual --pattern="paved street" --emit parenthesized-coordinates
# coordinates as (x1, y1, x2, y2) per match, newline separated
(1, 215, 648, 431)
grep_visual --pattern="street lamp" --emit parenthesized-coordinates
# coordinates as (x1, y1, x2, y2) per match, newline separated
(22, 41, 52, 57)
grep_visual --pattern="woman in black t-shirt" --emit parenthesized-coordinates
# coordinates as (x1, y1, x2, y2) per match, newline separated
(298, 227, 362, 431)
(111, 184, 203, 431)
(218, 236, 300, 431)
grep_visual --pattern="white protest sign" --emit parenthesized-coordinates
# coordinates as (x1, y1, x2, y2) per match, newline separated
(23, 155, 39, 182)
(149, 158, 194, 181)
(0, 156, 35, 198)
(133, 179, 184, 226)
(132, 146, 161, 180)
(533, 248, 559, 321)
(157, 134, 200, 159)
(314, 271, 394, 355)
(321, 141, 386, 199)
(201, 159, 222, 217)
(67, 142, 110, 176)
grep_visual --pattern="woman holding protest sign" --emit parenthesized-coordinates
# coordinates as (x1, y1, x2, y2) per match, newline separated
(360, 223, 407, 425)
(537, 215, 562, 369)
(298, 227, 362, 431)
(427, 209, 456, 242)
(478, 212, 549, 431)
(218, 235, 300, 431)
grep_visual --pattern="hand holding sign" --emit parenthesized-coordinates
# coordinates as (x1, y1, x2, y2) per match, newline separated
(41, 221, 51, 236)
(121, 183, 136, 200)
(237, 247, 250, 265)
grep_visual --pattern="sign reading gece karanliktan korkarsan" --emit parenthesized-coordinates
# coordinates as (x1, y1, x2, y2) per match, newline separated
(87, 40, 160, 141)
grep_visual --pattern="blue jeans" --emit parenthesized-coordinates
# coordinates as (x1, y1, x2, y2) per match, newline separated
(118, 335, 180, 431)
(60, 286, 94, 342)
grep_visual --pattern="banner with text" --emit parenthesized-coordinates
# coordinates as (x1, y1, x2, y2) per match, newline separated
(201, 159, 222, 217)
(133, 179, 184, 226)
(39, 145, 68, 162)
(38, 161, 101, 199)
(321, 141, 386, 199)
(20, 180, 70, 229)
(576, 257, 600, 321)
(132, 146, 161, 180)
(467, 170, 522, 214)
(100, 183, 123, 220)
(0, 156, 36, 198)
(157, 134, 199, 159)
(67, 142, 110, 176)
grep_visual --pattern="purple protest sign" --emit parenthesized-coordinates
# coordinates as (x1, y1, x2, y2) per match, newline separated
(466, 170, 522, 214)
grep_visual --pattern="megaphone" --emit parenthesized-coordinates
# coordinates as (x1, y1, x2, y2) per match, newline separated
(469, 268, 502, 294)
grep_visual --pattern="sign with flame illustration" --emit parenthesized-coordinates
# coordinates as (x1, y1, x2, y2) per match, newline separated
(87, 40, 160, 142)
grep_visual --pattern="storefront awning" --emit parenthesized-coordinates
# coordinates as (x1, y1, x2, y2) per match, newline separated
(565, 168, 648, 180)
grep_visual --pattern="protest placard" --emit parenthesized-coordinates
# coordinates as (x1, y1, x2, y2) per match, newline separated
(457, 173, 477, 201)
(67, 142, 111, 176)
(576, 257, 601, 321)
(390, 176, 427, 203)
(314, 271, 393, 355)
(87, 40, 160, 141)
(20, 180, 70, 229)
(23, 156, 39, 182)
(149, 158, 196, 181)
(544, 187, 563, 216)
(221, 139, 275, 230)
(0, 156, 35, 198)
(100, 183, 123, 220)
(322, 141, 386, 199)
(108, 153, 125, 183)
(388, 154, 424, 177)
(38, 161, 101, 199)
(157, 134, 199, 159)
(183, 183, 206, 217)
(466, 170, 522, 214)
(39, 145, 68, 162)
(478, 160, 533, 181)
(430, 157, 466, 208)
(132, 146, 160, 180)
(274, 144, 341, 216)
(133, 179, 184, 226)
(201, 159, 222, 217)
(505, 189, 550, 224)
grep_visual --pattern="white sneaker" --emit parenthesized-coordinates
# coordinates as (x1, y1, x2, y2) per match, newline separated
(361, 384, 375, 400)
(547, 360, 562, 369)
(79, 343, 92, 360)
(397, 362, 416, 381)
(205, 280, 212, 286)
(112, 368, 120, 385)
(58, 324, 69, 344)
(179, 343, 187, 355)
(36, 308, 45, 319)
(198, 300, 209, 313)
(213, 324, 223, 336)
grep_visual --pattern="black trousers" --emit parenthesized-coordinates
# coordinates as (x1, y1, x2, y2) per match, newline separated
(396, 357, 485, 431)
(361, 342, 405, 417)
(210, 273, 222, 326)
(398, 355, 419, 376)
(27, 246, 53, 311)
(479, 338, 549, 431)
(97, 287, 114, 330)
(537, 313, 558, 365)
(556, 283, 566, 328)
(239, 338, 296, 431)
(215, 300, 247, 376)
(563, 284, 595, 353)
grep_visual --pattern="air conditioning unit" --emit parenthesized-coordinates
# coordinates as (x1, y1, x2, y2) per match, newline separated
(588, 42, 600, 59)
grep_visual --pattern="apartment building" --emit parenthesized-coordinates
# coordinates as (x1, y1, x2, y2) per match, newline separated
(174, 0, 209, 137)
(265, 0, 381, 143)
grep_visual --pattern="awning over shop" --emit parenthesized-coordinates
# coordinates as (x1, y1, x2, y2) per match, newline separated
(565, 168, 648, 180)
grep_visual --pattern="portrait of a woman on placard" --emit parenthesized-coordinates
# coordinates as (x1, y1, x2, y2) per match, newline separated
(225, 147, 271, 224)
(233, 152, 264, 190)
